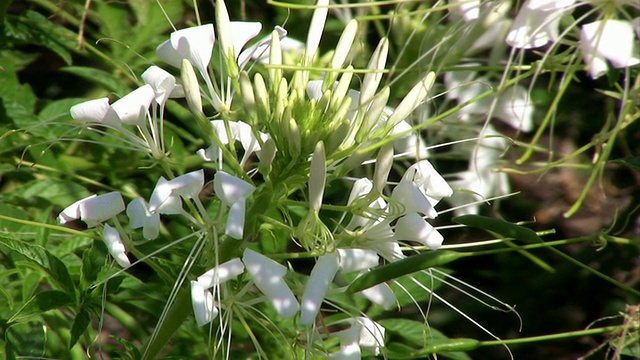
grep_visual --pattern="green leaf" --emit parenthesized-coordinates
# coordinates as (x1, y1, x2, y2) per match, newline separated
(11, 178, 91, 208)
(452, 215, 541, 244)
(379, 318, 429, 347)
(8, 290, 74, 323)
(347, 251, 465, 294)
(69, 309, 91, 349)
(0, 237, 76, 295)
(62, 66, 130, 96)
(21, 271, 41, 303)
(81, 245, 106, 285)
(5, 321, 46, 358)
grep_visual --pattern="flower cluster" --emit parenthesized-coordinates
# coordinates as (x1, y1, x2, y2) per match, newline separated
(61, 0, 463, 357)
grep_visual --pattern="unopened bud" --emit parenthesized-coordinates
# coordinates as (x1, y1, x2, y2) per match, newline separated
(181, 59, 203, 117)
(309, 141, 326, 212)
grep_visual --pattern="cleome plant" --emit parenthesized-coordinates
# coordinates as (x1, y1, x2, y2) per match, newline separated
(0, 0, 638, 359)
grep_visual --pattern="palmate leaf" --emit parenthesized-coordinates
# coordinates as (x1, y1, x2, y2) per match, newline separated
(4, 10, 76, 65)
(8, 290, 74, 324)
(0, 237, 76, 295)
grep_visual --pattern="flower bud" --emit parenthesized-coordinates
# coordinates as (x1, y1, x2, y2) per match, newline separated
(181, 59, 203, 118)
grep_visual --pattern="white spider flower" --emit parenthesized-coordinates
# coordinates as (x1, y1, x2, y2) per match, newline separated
(336, 249, 397, 309)
(392, 160, 453, 214)
(448, 0, 480, 22)
(448, 127, 510, 215)
(444, 70, 534, 132)
(102, 224, 130, 268)
(197, 120, 269, 166)
(580, 19, 640, 79)
(126, 197, 160, 240)
(148, 169, 205, 215)
(300, 252, 340, 325)
(213, 171, 255, 239)
(70, 98, 120, 128)
(141, 65, 184, 107)
(70, 85, 155, 128)
(190, 281, 218, 327)
(242, 249, 300, 318)
(58, 191, 125, 228)
(330, 317, 385, 358)
(506, 0, 575, 49)
(191, 258, 244, 327)
(394, 213, 444, 250)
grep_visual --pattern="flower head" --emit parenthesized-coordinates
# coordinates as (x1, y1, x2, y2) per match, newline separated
(58, 191, 125, 228)
(580, 19, 640, 79)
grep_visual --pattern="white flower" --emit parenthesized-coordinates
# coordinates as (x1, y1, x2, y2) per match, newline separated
(70, 98, 120, 128)
(213, 171, 255, 239)
(398, 160, 453, 209)
(580, 19, 640, 79)
(330, 317, 385, 358)
(197, 120, 269, 166)
(157, 24, 215, 73)
(300, 252, 340, 325)
(448, 127, 510, 215)
(141, 66, 184, 107)
(126, 197, 160, 240)
(102, 224, 130, 268)
(394, 213, 444, 250)
(444, 70, 534, 132)
(148, 169, 205, 215)
(190, 281, 218, 326)
(196, 258, 245, 288)
(110, 85, 156, 127)
(448, 0, 480, 22)
(242, 249, 300, 318)
(506, 0, 575, 49)
(58, 191, 125, 228)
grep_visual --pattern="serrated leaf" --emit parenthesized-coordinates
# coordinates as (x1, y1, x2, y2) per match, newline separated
(81, 245, 105, 285)
(0, 237, 76, 295)
(62, 66, 130, 96)
(69, 309, 91, 349)
(9, 290, 74, 323)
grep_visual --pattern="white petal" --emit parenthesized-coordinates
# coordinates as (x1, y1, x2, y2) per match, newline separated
(242, 249, 300, 318)
(73, 192, 125, 227)
(158, 24, 216, 74)
(58, 194, 96, 224)
(449, 0, 480, 22)
(390, 180, 436, 218)
(359, 282, 396, 310)
(102, 224, 130, 268)
(111, 85, 155, 126)
(395, 213, 444, 250)
(169, 169, 205, 200)
(141, 65, 179, 106)
(229, 21, 263, 60)
(580, 20, 640, 79)
(494, 85, 534, 132)
(300, 253, 340, 325)
(70, 98, 120, 127)
(403, 160, 453, 206)
(350, 317, 385, 354)
(213, 171, 255, 206)
(329, 343, 361, 360)
(190, 281, 218, 326)
(337, 249, 379, 273)
(506, 1, 569, 49)
(126, 197, 149, 230)
(196, 258, 245, 288)
(148, 176, 183, 215)
(225, 197, 247, 239)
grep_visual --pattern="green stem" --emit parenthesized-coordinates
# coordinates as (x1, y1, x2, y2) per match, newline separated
(141, 289, 191, 360)
(478, 326, 625, 347)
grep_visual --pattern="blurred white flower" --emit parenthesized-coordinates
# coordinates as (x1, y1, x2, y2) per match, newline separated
(58, 191, 125, 228)
(444, 70, 534, 132)
(394, 213, 444, 250)
(580, 19, 640, 79)
(190, 281, 218, 327)
(102, 224, 130, 268)
(330, 317, 385, 358)
(448, 0, 480, 22)
(448, 126, 510, 215)
(300, 253, 340, 325)
(126, 197, 160, 240)
(506, 0, 575, 49)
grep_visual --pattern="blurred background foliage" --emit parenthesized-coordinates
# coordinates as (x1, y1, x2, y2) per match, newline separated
(0, 0, 639, 359)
